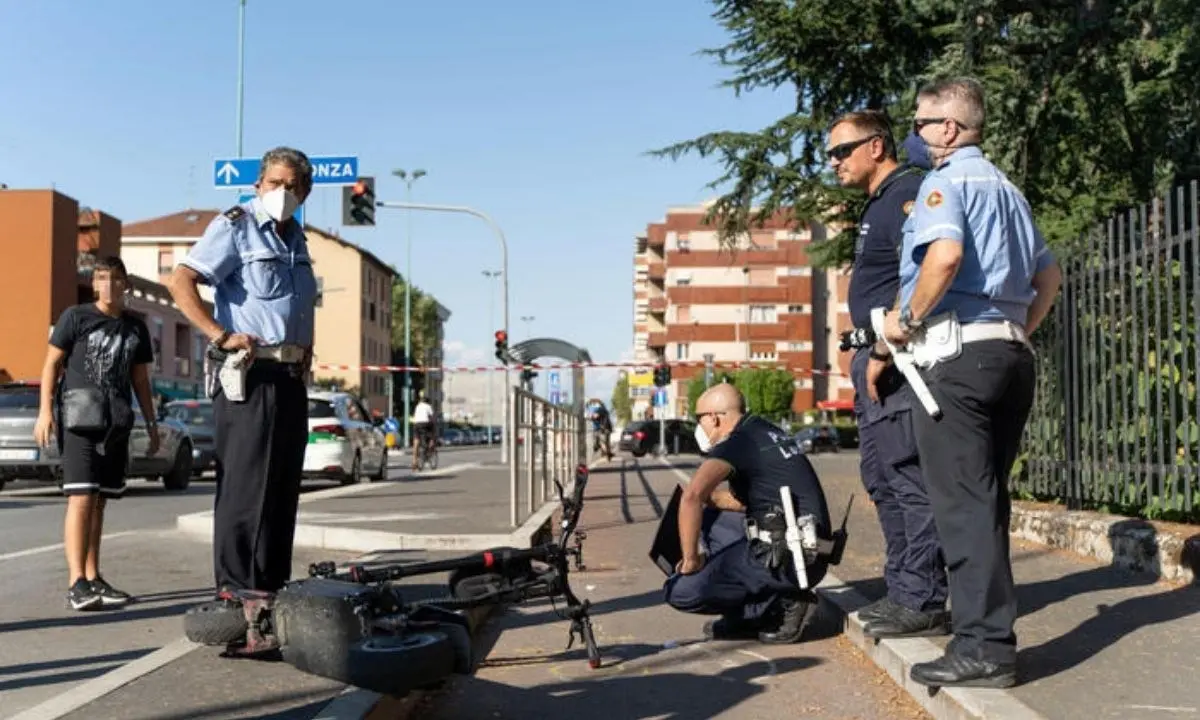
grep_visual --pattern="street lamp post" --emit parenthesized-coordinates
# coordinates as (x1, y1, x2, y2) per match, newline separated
(482, 269, 502, 445)
(375, 200, 511, 464)
(392, 169, 426, 452)
(235, 0, 246, 156)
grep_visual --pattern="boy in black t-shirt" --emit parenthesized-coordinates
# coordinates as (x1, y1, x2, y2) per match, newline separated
(34, 257, 158, 611)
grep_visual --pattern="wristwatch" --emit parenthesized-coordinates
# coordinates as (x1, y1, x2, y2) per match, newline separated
(899, 304, 924, 332)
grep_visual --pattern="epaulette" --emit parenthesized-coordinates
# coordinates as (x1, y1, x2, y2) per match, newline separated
(223, 205, 247, 222)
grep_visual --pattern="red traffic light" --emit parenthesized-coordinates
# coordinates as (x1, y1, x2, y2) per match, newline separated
(495, 330, 507, 343)
(352, 180, 369, 196)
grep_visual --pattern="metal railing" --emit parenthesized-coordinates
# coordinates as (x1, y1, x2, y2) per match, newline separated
(509, 386, 584, 527)
(1017, 180, 1200, 521)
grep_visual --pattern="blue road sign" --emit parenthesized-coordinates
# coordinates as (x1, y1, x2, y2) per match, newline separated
(214, 155, 359, 189)
(548, 370, 561, 390)
(237, 193, 304, 226)
(549, 390, 561, 405)
(653, 389, 667, 407)
(383, 417, 400, 433)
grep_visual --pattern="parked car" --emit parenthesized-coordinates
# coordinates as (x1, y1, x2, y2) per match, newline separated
(0, 381, 195, 492)
(165, 399, 218, 477)
(794, 424, 841, 454)
(304, 391, 389, 485)
(619, 419, 700, 457)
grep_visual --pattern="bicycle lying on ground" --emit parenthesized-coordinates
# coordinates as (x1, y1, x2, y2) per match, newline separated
(183, 463, 600, 697)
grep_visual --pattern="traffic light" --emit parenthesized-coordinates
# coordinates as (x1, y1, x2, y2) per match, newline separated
(494, 330, 508, 363)
(342, 176, 376, 226)
(653, 363, 671, 387)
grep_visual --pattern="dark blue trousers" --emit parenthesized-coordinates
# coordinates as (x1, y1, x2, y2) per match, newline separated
(663, 507, 827, 621)
(851, 348, 948, 612)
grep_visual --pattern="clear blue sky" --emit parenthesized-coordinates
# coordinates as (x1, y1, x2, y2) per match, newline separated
(0, 0, 789, 402)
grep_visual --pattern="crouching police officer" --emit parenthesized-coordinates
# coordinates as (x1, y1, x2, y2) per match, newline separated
(168, 146, 318, 596)
(829, 110, 950, 638)
(664, 383, 838, 644)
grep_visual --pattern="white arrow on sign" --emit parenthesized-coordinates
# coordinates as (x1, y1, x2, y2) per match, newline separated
(216, 162, 239, 184)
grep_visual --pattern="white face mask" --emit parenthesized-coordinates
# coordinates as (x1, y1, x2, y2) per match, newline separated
(694, 424, 713, 454)
(261, 187, 300, 223)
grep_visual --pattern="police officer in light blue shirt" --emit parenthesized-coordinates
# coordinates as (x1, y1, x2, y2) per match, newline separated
(168, 146, 318, 603)
(878, 78, 1062, 689)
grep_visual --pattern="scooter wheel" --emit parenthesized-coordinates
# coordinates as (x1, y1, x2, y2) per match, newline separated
(184, 600, 248, 645)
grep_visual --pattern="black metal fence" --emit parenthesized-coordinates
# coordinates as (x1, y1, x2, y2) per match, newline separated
(1016, 180, 1200, 522)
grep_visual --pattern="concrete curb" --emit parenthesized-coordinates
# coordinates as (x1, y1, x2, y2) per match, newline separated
(658, 457, 1047, 720)
(1010, 503, 1197, 585)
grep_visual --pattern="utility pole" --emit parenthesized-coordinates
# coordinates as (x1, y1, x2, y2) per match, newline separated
(392, 168, 426, 452)
(235, 0, 246, 156)
(483, 269, 502, 445)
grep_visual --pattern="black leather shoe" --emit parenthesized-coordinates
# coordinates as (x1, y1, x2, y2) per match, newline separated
(758, 592, 819, 644)
(863, 605, 950, 638)
(856, 597, 900, 624)
(703, 616, 761, 640)
(910, 651, 1017, 688)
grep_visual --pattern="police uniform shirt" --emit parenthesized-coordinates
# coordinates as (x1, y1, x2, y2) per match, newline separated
(899, 146, 1056, 326)
(706, 415, 832, 531)
(847, 165, 926, 330)
(181, 198, 319, 347)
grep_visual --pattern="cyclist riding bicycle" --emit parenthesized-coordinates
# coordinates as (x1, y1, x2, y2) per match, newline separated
(411, 393, 436, 470)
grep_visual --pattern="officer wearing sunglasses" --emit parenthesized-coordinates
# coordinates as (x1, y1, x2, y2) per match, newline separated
(826, 110, 951, 643)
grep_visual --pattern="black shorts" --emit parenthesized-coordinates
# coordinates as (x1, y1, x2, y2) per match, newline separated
(59, 428, 130, 498)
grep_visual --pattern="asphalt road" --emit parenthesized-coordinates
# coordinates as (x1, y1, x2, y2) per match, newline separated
(0, 443, 501, 719)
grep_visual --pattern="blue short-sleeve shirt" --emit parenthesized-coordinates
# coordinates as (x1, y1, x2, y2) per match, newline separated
(899, 146, 1055, 326)
(180, 197, 318, 346)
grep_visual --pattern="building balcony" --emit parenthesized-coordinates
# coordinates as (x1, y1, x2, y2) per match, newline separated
(647, 262, 665, 280)
(648, 296, 668, 313)
(648, 332, 666, 348)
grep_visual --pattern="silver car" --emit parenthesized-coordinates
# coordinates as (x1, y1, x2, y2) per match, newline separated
(0, 381, 196, 492)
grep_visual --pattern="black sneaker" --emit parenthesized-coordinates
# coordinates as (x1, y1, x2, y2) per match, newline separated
(67, 578, 103, 611)
(90, 576, 133, 606)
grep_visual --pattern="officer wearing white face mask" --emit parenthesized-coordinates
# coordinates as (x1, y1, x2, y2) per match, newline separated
(664, 383, 836, 645)
(167, 146, 318, 601)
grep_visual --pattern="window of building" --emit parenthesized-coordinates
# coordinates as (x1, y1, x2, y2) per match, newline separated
(750, 349, 778, 361)
(151, 318, 163, 371)
(749, 305, 776, 323)
(194, 334, 206, 379)
(749, 267, 774, 286)
(675, 276, 691, 286)
(677, 237, 691, 252)
(787, 341, 813, 351)
(369, 302, 376, 323)
(675, 343, 690, 360)
(787, 267, 811, 276)
(157, 248, 174, 274)
(787, 304, 810, 314)
(676, 305, 691, 323)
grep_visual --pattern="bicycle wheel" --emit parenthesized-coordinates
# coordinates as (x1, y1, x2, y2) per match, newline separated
(428, 444, 439, 470)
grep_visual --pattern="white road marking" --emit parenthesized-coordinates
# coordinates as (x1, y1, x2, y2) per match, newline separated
(0, 530, 145, 563)
(6, 637, 200, 720)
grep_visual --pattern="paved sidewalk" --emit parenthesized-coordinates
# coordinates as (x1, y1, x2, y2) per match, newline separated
(395, 458, 932, 720)
(176, 461, 550, 553)
(778, 452, 1199, 720)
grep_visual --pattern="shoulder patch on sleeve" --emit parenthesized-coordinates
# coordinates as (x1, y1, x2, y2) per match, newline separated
(223, 205, 246, 222)
(925, 190, 944, 209)
(903, 201, 915, 215)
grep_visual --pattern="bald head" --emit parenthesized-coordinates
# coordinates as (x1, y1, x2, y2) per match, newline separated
(697, 383, 745, 415)
(695, 382, 745, 447)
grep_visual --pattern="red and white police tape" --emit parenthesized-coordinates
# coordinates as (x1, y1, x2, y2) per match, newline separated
(313, 360, 848, 377)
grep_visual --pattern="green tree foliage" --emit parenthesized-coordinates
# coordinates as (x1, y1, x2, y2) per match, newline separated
(685, 369, 794, 422)
(390, 276, 444, 366)
(611, 374, 633, 424)
(652, 0, 1200, 266)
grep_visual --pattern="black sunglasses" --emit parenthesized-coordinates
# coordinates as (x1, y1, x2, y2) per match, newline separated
(825, 134, 881, 162)
(912, 117, 970, 135)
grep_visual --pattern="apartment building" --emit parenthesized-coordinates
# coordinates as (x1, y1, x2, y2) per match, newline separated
(304, 227, 397, 413)
(121, 209, 221, 302)
(631, 203, 854, 420)
(0, 190, 212, 397)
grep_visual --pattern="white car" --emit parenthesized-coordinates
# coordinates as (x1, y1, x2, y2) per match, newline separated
(304, 391, 389, 485)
